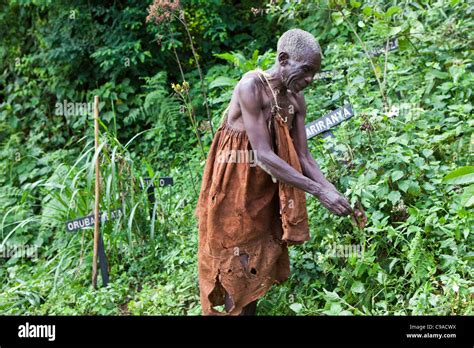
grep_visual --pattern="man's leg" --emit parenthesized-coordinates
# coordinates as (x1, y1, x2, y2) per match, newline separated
(224, 291, 234, 313)
(224, 292, 258, 316)
(224, 253, 258, 315)
(241, 299, 257, 316)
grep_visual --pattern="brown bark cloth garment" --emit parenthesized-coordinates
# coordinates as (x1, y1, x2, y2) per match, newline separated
(195, 69, 310, 315)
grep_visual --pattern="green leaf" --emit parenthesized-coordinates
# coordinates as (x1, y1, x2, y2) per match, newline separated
(423, 182, 436, 191)
(350, 0, 362, 8)
(323, 302, 343, 315)
(386, 6, 401, 17)
(413, 157, 425, 167)
(289, 303, 303, 313)
(102, 111, 114, 123)
(331, 12, 343, 26)
(407, 182, 421, 196)
(398, 38, 410, 50)
(391, 171, 404, 182)
(388, 191, 401, 205)
(422, 149, 434, 158)
(389, 26, 402, 37)
(331, 90, 342, 101)
(116, 103, 129, 113)
(322, 289, 341, 301)
(443, 166, 474, 185)
(351, 281, 365, 293)
(362, 6, 372, 16)
(251, 49, 259, 62)
(398, 180, 411, 192)
(213, 52, 236, 64)
(460, 184, 474, 207)
(209, 76, 237, 89)
(426, 69, 450, 80)
(377, 271, 387, 284)
(373, 21, 390, 37)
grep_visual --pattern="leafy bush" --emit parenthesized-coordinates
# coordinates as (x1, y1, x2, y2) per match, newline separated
(0, 0, 472, 315)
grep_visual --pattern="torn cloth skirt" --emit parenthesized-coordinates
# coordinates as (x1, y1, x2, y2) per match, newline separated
(195, 74, 309, 315)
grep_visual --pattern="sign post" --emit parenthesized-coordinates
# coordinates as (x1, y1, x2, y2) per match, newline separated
(92, 96, 100, 290)
(368, 37, 398, 57)
(305, 104, 354, 140)
(305, 104, 356, 166)
(141, 177, 174, 220)
(65, 209, 121, 287)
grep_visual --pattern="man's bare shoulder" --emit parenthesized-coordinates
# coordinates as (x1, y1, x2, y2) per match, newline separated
(236, 70, 264, 99)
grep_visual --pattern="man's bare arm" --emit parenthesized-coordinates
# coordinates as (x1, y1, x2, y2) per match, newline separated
(291, 93, 352, 216)
(238, 77, 322, 197)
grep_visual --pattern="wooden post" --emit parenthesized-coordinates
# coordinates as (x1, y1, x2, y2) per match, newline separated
(92, 96, 100, 289)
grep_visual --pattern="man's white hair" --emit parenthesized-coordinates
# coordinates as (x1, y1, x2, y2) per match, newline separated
(277, 28, 321, 62)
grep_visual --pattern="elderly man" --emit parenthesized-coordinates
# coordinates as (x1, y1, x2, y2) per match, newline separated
(195, 28, 353, 316)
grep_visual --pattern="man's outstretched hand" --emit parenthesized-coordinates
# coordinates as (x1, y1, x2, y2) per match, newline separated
(312, 186, 367, 229)
(351, 202, 367, 230)
(316, 188, 352, 216)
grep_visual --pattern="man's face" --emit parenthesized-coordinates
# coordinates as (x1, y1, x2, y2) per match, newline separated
(279, 50, 321, 93)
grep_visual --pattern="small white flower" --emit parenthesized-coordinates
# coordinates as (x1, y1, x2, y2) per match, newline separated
(387, 105, 400, 118)
(452, 284, 459, 292)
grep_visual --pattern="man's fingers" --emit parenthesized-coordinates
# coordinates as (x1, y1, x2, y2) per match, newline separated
(333, 205, 346, 216)
(327, 204, 341, 215)
(340, 197, 352, 211)
(322, 194, 353, 216)
(337, 199, 352, 216)
(335, 204, 345, 216)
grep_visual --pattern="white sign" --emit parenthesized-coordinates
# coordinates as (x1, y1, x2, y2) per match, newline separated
(305, 104, 354, 139)
(65, 208, 123, 232)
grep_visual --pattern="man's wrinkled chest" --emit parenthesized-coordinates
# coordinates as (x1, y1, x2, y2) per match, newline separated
(261, 95, 297, 130)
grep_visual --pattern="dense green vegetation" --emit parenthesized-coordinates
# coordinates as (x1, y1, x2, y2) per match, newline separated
(0, 0, 472, 315)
